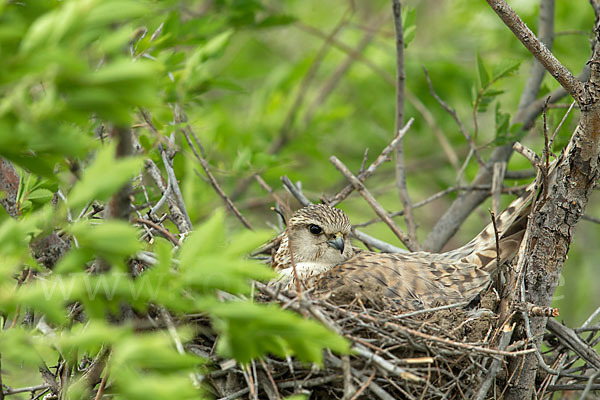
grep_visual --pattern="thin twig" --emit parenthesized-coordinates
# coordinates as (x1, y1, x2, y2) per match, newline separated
(423, 67, 486, 168)
(391, 0, 417, 245)
(550, 101, 576, 147)
(280, 176, 311, 207)
(158, 144, 193, 230)
(326, 118, 414, 206)
(330, 156, 418, 251)
(349, 369, 375, 400)
(353, 183, 530, 228)
(489, 209, 501, 278)
(175, 108, 253, 230)
(485, 0, 586, 105)
(491, 162, 506, 215)
(474, 323, 515, 400)
(133, 218, 181, 246)
(254, 175, 291, 216)
(2, 384, 48, 397)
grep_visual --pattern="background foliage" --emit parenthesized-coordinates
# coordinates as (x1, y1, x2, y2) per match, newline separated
(0, 0, 598, 398)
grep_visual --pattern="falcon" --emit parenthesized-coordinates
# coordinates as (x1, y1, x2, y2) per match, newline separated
(271, 186, 535, 310)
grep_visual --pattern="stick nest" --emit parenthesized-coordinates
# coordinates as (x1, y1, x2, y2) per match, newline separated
(193, 280, 598, 400)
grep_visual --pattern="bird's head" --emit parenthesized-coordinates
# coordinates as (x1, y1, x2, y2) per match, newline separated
(286, 204, 353, 266)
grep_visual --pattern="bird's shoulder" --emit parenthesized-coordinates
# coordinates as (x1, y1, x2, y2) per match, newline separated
(314, 250, 491, 309)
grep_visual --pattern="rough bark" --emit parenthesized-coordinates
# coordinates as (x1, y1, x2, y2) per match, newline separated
(487, 0, 600, 397)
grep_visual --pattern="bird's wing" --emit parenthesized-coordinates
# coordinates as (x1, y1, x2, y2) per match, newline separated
(314, 251, 491, 309)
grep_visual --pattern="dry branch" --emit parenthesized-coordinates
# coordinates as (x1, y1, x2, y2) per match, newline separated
(326, 118, 414, 206)
(329, 156, 418, 251)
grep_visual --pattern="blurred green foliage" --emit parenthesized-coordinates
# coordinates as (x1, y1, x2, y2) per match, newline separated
(0, 0, 598, 398)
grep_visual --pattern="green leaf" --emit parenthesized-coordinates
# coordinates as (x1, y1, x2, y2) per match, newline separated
(182, 29, 233, 80)
(68, 220, 143, 261)
(255, 14, 297, 29)
(68, 143, 142, 209)
(491, 59, 521, 81)
(207, 300, 350, 365)
(476, 53, 489, 89)
(402, 8, 417, 47)
(178, 210, 226, 261)
(27, 188, 54, 203)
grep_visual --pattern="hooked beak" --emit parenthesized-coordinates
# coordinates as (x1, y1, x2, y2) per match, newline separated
(327, 232, 345, 254)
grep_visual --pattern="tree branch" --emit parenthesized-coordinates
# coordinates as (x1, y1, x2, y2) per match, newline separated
(392, 0, 418, 246)
(486, 0, 587, 105)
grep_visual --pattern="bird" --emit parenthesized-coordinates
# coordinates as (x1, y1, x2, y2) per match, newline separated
(270, 185, 536, 311)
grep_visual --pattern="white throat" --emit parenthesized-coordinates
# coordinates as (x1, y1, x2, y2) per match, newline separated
(275, 262, 335, 290)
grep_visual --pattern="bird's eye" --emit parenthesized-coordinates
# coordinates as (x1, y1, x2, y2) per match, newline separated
(308, 224, 322, 235)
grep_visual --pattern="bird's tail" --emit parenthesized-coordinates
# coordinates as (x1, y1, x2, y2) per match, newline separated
(444, 181, 537, 272)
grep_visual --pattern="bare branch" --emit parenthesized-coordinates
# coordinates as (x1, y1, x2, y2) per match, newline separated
(179, 123, 254, 230)
(485, 0, 587, 105)
(326, 118, 414, 206)
(392, 0, 418, 245)
(159, 144, 193, 230)
(0, 158, 19, 218)
(330, 156, 418, 251)
(423, 67, 486, 168)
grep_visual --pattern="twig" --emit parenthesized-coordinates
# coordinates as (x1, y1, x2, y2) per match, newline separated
(342, 355, 355, 399)
(391, 0, 417, 245)
(217, 388, 249, 400)
(547, 319, 600, 370)
(326, 354, 396, 400)
(353, 344, 422, 382)
(491, 162, 506, 215)
(259, 360, 281, 400)
(489, 209, 501, 278)
(547, 383, 600, 391)
(143, 157, 191, 234)
(485, 0, 586, 105)
(520, 310, 558, 375)
(353, 184, 530, 228)
(93, 368, 108, 400)
(582, 214, 600, 224)
(359, 148, 369, 173)
(423, 67, 486, 168)
(158, 144, 193, 230)
(149, 181, 171, 216)
(326, 118, 414, 206)
(175, 109, 253, 230)
(351, 229, 406, 253)
(550, 101, 576, 147)
(330, 156, 418, 251)
(406, 90, 460, 169)
(582, 306, 600, 328)
(2, 384, 48, 397)
(349, 369, 375, 400)
(280, 176, 311, 207)
(579, 368, 600, 400)
(335, 306, 536, 357)
(392, 302, 469, 319)
(474, 322, 515, 400)
(134, 218, 181, 246)
(512, 141, 541, 168)
(254, 175, 291, 216)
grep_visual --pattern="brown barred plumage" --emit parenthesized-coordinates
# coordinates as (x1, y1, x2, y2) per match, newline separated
(270, 184, 536, 311)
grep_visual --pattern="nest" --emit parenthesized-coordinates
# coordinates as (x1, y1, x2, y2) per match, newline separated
(191, 280, 599, 400)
